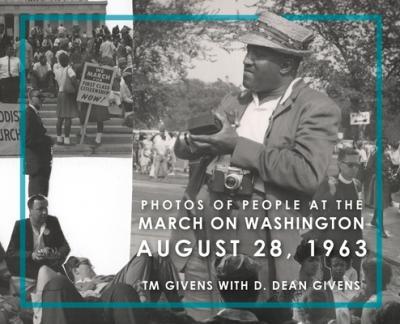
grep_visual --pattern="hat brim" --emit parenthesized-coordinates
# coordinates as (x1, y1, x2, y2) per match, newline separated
(239, 33, 312, 57)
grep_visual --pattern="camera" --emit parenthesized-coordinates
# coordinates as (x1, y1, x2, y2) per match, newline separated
(210, 165, 254, 196)
(187, 113, 222, 135)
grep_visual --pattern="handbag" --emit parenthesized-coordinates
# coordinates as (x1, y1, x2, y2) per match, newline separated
(62, 67, 77, 94)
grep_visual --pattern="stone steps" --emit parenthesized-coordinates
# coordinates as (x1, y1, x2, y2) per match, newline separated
(50, 133, 133, 144)
(52, 143, 133, 157)
(39, 101, 133, 156)
(44, 123, 132, 134)
(41, 117, 128, 127)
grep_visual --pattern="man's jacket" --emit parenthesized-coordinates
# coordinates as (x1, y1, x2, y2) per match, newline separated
(25, 105, 52, 175)
(6, 216, 70, 279)
(172, 80, 341, 283)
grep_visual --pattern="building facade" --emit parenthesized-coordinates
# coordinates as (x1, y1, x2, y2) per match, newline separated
(0, 0, 107, 40)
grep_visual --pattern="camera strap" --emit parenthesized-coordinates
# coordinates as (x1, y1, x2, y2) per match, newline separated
(184, 155, 214, 201)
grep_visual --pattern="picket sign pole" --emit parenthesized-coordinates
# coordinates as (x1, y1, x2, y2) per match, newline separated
(80, 103, 92, 145)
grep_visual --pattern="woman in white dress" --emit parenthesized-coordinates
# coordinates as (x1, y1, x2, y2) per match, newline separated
(53, 53, 78, 145)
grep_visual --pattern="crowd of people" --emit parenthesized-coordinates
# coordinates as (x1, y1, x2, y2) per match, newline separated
(132, 126, 181, 180)
(0, 22, 134, 145)
(349, 139, 400, 238)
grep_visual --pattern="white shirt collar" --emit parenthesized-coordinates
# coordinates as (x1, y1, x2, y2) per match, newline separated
(338, 173, 354, 184)
(281, 77, 302, 103)
(31, 222, 46, 237)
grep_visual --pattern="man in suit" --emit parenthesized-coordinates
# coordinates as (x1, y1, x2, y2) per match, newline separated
(0, 45, 20, 103)
(172, 11, 340, 320)
(6, 194, 70, 280)
(0, 23, 11, 58)
(0, 242, 11, 294)
(309, 148, 364, 280)
(26, 89, 53, 197)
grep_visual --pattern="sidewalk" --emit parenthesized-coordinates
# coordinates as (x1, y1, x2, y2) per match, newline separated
(363, 206, 400, 266)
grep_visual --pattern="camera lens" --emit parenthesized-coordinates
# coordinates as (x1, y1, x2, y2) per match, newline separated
(224, 174, 241, 190)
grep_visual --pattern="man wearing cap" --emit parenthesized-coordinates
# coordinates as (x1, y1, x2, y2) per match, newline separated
(172, 11, 340, 319)
(25, 89, 53, 197)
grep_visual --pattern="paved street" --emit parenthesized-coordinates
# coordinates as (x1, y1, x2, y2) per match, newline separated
(363, 206, 400, 265)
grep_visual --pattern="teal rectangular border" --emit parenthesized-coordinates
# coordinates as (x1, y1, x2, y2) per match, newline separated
(19, 13, 383, 309)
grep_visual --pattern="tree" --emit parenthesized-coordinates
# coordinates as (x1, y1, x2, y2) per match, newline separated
(131, 0, 215, 127)
(161, 79, 239, 130)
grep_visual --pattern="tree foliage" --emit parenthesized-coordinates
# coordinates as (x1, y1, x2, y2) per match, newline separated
(131, 0, 221, 127)
(162, 79, 239, 130)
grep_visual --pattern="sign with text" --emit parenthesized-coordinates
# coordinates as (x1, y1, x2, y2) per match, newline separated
(77, 63, 116, 107)
(0, 103, 20, 156)
(350, 111, 370, 125)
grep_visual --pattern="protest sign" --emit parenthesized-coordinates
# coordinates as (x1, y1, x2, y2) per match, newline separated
(77, 63, 116, 144)
(350, 111, 371, 125)
(77, 63, 116, 107)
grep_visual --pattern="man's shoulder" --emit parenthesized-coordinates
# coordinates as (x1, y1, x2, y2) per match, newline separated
(46, 215, 59, 223)
(297, 84, 338, 109)
(13, 219, 23, 227)
(26, 105, 40, 122)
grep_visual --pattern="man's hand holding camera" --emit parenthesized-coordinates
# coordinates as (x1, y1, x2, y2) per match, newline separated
(190, 113, 239, 155)
(32, 247, 61, 261)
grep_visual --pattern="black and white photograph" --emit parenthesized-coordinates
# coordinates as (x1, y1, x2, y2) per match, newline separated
(130, 1, 400, 324)
(1, 0, 400, 324)
(1, 0, 137, 323)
